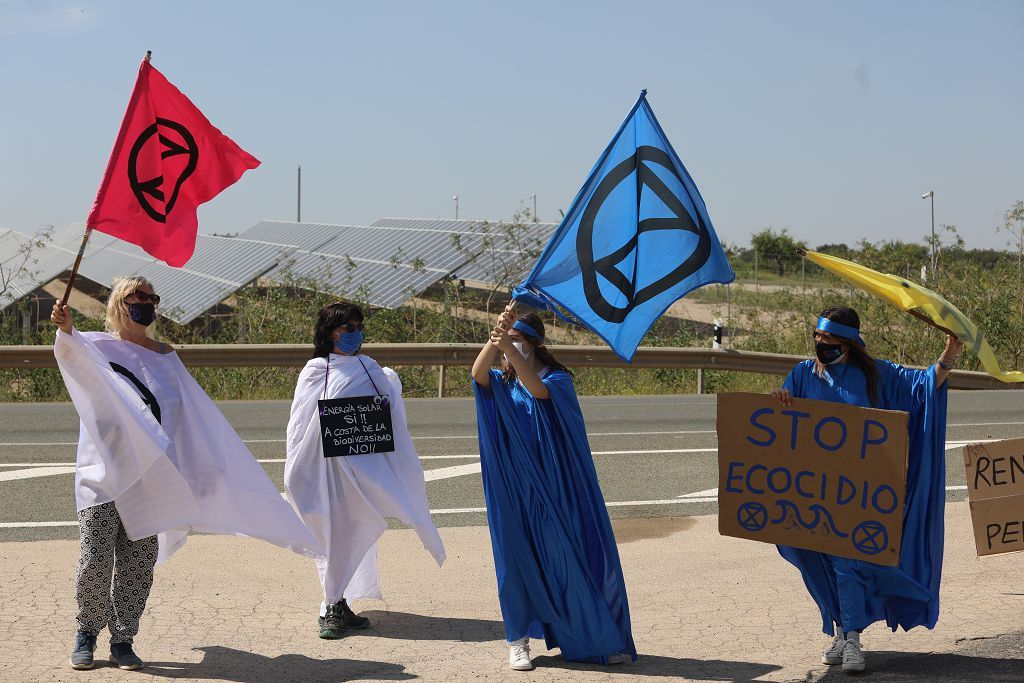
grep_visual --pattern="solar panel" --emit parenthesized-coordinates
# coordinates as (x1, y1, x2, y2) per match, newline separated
(371, 217, 557, 286)
(253, 220, 490, 309)
(0, 228, 76, 309)
(2, 216, 560, 320)
(237, 220, 345, 253)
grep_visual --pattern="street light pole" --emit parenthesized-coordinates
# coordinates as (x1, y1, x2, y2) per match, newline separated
(297, 165, 302, 223)
(922, 190, 935, 285)
(452, 194, 459, 220)
(529, 193, 537, 221)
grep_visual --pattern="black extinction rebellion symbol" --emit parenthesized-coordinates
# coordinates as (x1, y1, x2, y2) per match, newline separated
(127, 118, 199, 223)
(109, 363, 162, 424)
(576, 146, 712, 323)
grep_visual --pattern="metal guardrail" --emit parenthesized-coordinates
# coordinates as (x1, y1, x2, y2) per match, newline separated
(0, 343, 1015, 393)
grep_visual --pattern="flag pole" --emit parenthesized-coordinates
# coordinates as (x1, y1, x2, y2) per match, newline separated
(60, 227, 92, 305)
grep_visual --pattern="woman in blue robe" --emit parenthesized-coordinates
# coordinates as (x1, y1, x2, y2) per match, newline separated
(771, 306, 962, 674)
(470, 304, 637, 671)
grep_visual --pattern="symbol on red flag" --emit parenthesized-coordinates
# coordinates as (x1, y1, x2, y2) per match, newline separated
(87, 59, 260, 267)
(127, 118, 199, 222)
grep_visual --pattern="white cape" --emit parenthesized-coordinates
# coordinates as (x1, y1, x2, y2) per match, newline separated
(55, 329, 323, 564)
(285, 353, 445, 603)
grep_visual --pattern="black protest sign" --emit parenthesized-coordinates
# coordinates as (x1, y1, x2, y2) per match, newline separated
(717, 392, 909, 566)
(318, 395, 395, 457)
(963, 437, 1024, 557)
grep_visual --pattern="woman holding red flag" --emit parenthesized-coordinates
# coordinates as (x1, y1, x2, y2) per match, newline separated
(52, 276, 320, 671)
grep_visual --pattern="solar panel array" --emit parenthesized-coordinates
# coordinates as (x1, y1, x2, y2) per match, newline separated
(249, 220, 466, 309)
(1, 226, 285, 324)
(0, 226, 81, 310)
(1, 216, 559, 322)
(370, 217, 557, 284)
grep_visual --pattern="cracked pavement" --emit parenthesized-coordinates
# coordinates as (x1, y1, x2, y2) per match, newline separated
(2, 502, 1023, 682)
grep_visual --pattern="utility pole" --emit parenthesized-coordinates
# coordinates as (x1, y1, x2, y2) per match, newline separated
(297, 165, 302, 223)
(922, 190, 935, 286)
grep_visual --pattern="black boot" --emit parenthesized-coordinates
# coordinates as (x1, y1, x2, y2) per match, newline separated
(318, 603, 344, 639)
(337, 598, 370, 629)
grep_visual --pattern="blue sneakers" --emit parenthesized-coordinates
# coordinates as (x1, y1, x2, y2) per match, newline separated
(109, 642, 144, 671)
(70, 631, 97, 670)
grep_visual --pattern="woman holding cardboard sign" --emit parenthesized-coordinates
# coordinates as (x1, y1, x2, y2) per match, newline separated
(771, 305, 962, 673)
(52, 277, 321, 672)
(284, 302, 445, 639)
(471, 303, 636, 671)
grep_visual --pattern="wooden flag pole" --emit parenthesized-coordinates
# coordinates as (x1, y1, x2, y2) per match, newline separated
(60, 228, 92, 305)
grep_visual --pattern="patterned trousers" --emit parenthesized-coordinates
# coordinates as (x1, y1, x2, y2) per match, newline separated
(75, 502, 158, 643)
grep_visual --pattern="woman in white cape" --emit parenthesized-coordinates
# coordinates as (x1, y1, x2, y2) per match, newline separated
(285, 302, 445, 639)
(52, 276, 321, 672)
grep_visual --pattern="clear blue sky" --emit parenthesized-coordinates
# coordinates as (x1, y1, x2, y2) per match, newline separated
(1, 0, 1021, 250)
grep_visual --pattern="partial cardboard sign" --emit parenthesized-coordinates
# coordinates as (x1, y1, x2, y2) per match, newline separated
(718, 392, 909, 566)
(963, 437, 1024, 557)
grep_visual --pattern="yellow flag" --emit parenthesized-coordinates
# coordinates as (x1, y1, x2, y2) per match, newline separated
(803, 250, 1024, 383)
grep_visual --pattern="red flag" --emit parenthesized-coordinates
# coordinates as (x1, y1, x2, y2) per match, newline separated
(87, 58, 260, 267)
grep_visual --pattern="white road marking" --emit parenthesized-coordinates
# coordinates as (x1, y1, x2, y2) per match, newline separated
(0, 439, 1007, 472)
(0, 485, 981, 529)
(423, 463, 482, 482)
(0, 466, 76, 481)
(947, 422, 1024, 428)
(678, 488, 719, 499)
(0, 429, 719, 448)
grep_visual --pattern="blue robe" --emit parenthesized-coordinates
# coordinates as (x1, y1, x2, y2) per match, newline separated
(473, 369, 637, 663)
(779, 359, 948, 635)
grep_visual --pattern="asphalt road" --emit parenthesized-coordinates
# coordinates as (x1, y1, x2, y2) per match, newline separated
(2, 391, 1023, 542)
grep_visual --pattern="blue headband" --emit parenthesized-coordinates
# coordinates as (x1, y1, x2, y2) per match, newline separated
(816, 317, 865, 347)
(512, 320, 542, 341)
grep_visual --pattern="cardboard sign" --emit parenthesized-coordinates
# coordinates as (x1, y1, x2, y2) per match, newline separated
(318, 395, 395, 456)
(717, 392, 909, 566)
(963, 438, 1024, 557)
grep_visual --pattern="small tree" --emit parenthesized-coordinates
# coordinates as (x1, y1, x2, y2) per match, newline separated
(750, 227, 806, 277)
(0, 226, 53, 304)
(999, 200, 1024, 274)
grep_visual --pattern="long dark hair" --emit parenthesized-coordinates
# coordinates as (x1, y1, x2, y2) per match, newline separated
(815, 306, 879, 406)
(313, 302, 364, 358)
(501, 312, 573, 384)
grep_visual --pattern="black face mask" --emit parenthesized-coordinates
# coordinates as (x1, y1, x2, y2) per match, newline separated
(127, 303, 156, 327)
(815, 341, 845, 365)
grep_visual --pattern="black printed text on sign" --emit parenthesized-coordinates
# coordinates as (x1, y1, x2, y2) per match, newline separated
(963, 437, 1024, 557)
(318, 396, 395, 457)
(717, 393, 909, 566)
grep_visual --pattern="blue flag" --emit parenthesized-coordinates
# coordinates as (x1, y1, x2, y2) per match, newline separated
(513, 91, 735, 361)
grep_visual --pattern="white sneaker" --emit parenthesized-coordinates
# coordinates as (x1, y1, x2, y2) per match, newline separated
(822, 628, 846, 665)
(509, 637, 533, 671)
(842, 634, 865, 673)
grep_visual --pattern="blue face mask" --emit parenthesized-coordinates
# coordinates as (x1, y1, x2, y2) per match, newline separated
(334, 330, 364, 355)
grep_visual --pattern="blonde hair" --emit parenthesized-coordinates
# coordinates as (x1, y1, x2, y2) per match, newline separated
(105, 276, 157, 336)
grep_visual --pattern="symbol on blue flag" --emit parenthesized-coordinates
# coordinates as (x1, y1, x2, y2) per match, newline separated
(579, 145, 712, 323)
(514, 91, 735, 361)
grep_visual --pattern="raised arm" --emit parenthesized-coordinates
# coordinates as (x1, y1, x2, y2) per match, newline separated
(934, 333, 964, 388)
(471, 303, 516, 389)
